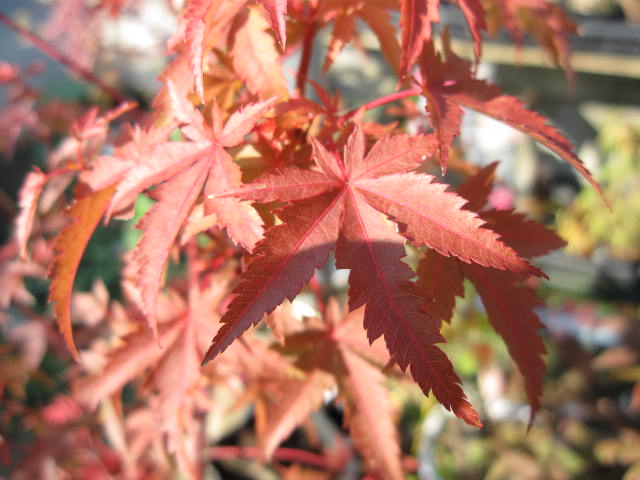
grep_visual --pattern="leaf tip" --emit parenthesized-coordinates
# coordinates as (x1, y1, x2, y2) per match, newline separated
(457, 402, 483, 429)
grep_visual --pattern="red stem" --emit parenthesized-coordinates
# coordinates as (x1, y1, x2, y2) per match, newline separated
(208, 446, 339, 471)
(341, 86, 422, 122)
(295, 7, 318, 98)
(0, 12, 127, 104)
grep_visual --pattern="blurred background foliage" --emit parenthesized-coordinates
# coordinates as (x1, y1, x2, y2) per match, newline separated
(1, 0, 640, 478)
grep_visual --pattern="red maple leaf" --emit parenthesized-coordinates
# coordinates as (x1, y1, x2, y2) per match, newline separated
(203, 122, 543, 427)
(399, 0, 486, 76)
(415, 38, 601, 199)
(266, 300, 402, 479)
(483, 0, 577, 79)
(418, 162, 566, 423)
(317, 0, 401, 73)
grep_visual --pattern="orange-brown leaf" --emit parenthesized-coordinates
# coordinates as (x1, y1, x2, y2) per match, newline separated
(48, 185, 116, 360)
(231, 7, 288, 100)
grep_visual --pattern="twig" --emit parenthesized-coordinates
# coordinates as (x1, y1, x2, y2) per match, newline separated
(295, 6, 318, 97)
(341, 87, 422, 122)
(0, 12, 127, 104)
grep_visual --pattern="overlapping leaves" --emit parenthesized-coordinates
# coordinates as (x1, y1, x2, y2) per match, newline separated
(203, 122, 544, 426)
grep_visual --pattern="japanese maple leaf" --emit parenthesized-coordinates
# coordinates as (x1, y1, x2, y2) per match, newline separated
(48, 185, 116, 359)
(257, 0, 287, 48)
(269, 300, 402, 479)
(99, 82, 274, 336)
(418, 162, 566, 423)
(316, 0, 401, 74)
(483, 0, 577, 79)
(172, 0, 247, 101)
(173, 0, 287, 100)
(399, 0, 486, 76)
(416, 38, 602, 198)
(73, 268, 235, 455)
(230, 7, 288, 100)
(203, 122, 542, 427)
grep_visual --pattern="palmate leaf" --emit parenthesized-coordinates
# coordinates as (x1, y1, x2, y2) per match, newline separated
(97, 82, 275, 335)
(483, 0, 577, 79)
(203, 122, 541, 426)
(416, 40, 602, 198)
(317, 0, 400, 73)
(230, 7, 288, 100)
(270, 301, 402, 479)
(417, 163, 566, 423)
(399, 0, 486, 76)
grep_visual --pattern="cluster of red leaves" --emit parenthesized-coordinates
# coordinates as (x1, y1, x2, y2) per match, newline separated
(2, 0, 601, 478)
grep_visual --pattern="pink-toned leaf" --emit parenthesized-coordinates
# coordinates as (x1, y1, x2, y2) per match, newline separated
(48, 185, 116, 360)
(73, 320, 184, 409)
(400, 0, 440, 76)
(358, 4, 402, 74)
(350, 133, 437, 179)
(455, 0, 486, 61)
(224, 167, 340, 203)
(231, 7, 288, 100)
(204, 149, 264, 251)
(337, 345, 403, 480)
(260, 369, 335, 459)
(15, 168, 47, 260)
(182, 0, 220, 102)
(322, 8, 356, 73)
(107, 142, 205, 220)
(221, 97, 277, 147)
(257, 0, 287, 48)
(133, 158, 211, 336)
(309, 136, 345, 182)
(168, 79, 211, 141)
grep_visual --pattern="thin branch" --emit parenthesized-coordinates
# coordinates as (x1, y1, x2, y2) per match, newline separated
(341, 87, 422, 122)
(0, 12, 127, 104)
(295, 7, 318, 97)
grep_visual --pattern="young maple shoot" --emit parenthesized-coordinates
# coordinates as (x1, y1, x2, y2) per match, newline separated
(7, 0, 602, 477)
